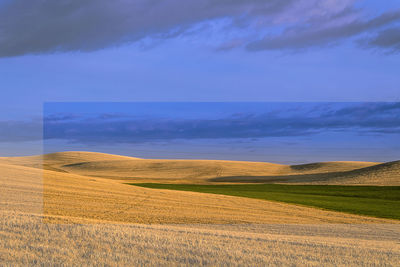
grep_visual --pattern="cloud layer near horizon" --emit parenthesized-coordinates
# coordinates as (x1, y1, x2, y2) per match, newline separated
(1, 0, 400, 57)
(39, 102, 400, 145)
(2, 102, 400, 162)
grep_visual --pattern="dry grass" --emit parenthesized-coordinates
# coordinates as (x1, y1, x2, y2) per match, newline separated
(2, 161, 393, 224)
(2, 151, 396, 185)
(312, 160, 400, 185)
(1, 151, 399, 265)
(214, 160, 400, 185)
(0, 152, 398, 224)
(1, 211, 399, 266)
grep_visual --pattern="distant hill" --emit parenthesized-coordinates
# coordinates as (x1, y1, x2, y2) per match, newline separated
(0, 151, 398, 185)
(2, 154, 390, 224)
(314, 160, 400, 185)
(212, 161, 400, 186)
(290, 161, 379, 173)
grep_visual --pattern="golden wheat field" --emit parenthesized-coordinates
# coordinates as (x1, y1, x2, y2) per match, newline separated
(2, 211, 400, 266)
(1, 151, 400, 265)
(2, 151, 399, 185)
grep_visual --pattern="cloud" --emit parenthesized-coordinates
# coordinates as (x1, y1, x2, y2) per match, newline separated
(1, 0, 397, 56)
(42, 103, 400, 145)
(358, 26, 400, 53)
(330, 102, 400, 117)
(0, 120, 42, 142)
(0, 0, 289, 57)
(45, 113, 81, 122)
(247, 9, 400, 51)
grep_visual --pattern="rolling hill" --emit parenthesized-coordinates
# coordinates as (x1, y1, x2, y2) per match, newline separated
(212, 160, 400, 185)
(1, 151, 399, 266)
(1, 151, 397, 185)
(1, 156, 393, 224)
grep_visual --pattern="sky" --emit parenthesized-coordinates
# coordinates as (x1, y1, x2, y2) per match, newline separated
(0, 0, 399, 160)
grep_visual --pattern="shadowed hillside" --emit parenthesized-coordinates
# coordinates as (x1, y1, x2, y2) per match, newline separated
(316, 160, 400, 185)
(211, 160, 400, 186)
(290, 161, 379, 174)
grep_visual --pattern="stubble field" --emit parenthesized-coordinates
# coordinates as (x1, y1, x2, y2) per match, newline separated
(1, 151, 399, 266)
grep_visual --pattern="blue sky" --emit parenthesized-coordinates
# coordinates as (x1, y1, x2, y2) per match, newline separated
(0, 1, 399, 160)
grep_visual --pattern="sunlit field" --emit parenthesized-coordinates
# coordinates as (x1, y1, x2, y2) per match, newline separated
(133, 183, 400, 220)
(1, 152, 400, 265)
(1, 211, 400, 266)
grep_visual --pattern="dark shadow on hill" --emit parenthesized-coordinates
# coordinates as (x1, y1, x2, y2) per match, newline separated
(209, 160, 400, 184)
(208, 172, 347, 183)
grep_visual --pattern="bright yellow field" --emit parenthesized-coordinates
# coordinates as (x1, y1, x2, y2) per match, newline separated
(1, 151, 399, 265)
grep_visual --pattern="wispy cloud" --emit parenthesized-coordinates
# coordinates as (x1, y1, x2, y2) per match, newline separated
(247, 9, 400, 51)
(1, 0, 398, 57)
(358, 26, 400, 53)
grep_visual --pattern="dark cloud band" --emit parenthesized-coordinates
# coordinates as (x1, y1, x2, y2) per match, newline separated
(41, 103, 400, 145)
(1, 0, 399, 56)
